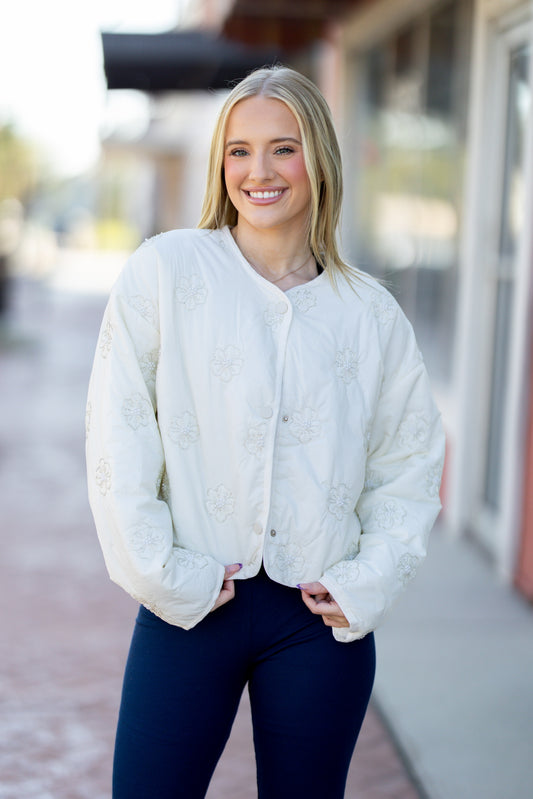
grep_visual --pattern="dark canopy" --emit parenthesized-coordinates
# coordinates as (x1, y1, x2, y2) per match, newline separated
(222, 0, 359, 50)
(101, 31, 283, 92)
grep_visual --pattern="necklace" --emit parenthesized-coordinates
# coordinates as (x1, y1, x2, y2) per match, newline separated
(232, 229, 316, 284)
(248, 252, 315, 284)
(270, 255, 314, 283)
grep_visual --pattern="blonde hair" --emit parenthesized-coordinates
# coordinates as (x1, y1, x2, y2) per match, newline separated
(198, 65, 356, 286)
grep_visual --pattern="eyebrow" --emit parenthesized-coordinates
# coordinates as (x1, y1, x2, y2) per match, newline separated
(225, 137, 302, 148)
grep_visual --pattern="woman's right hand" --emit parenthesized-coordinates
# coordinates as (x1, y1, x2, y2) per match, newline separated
(210, 563, 242, 612)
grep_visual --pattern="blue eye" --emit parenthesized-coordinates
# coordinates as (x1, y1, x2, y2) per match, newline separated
(275, 146, 294, 155)
(230, 148, 248, 157)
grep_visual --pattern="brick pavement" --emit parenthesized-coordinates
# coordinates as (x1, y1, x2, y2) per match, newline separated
(0, 272, 420, 799)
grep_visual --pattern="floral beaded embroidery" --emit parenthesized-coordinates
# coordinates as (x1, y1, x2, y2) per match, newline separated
(176, 550, 209, 569)
(425, 465, 442, 498)
(128, 294, 158, 327)
(245, 424, 266, 458)
(399, 412, 430, 449)
(127, 521, 166, 559)
(175, 274, 208, 309)
(288, 407, 321, 444)
(99, 320, 113, 358)
(371, 293, 396, 324)
(122, 393, 151, 430)
(292, 288, 317, 313)
(139, 349, 159, 385)
(273, 536, 305, 582)
(264, 301, 288, 329)
(335, 348, 359, 384)
(211, 345, 244, 382)
(329, 560, 360, 585)
(374, 500, 407, 530)
(95, 459, 111, 495)
(168, 412, 200, 449)
(345, 542, 359, 561)
(206, 484, 235, 522)
(275, 547, 305, 581)
(327, 484, 353, 520)
(397, 553, 420, 584)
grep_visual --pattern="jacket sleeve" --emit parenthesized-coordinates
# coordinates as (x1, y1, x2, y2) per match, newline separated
(320, 297, 445, 642)
(85, 243, 225, 628)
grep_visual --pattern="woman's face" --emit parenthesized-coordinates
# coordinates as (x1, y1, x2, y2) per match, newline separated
(223, 95, 312, 236)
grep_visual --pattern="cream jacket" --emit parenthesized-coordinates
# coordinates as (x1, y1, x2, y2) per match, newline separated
(86, 226, 445, 642)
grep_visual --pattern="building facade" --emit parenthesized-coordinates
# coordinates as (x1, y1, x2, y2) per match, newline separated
(329, 0, 533, 596)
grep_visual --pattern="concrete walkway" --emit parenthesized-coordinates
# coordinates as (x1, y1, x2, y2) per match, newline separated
(374, 526, 533, 799)
(0, 269, 421, 799)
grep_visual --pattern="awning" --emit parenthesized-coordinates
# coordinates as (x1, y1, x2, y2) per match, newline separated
(101, 30, 283, 92)
(222, 0, 360, 49)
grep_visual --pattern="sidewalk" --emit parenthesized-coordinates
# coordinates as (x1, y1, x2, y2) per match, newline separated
(373, 525, 533, 799)
(0, 270, 420, 799)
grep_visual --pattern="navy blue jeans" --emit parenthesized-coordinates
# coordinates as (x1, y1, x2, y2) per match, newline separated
(113, 567, 375, 799)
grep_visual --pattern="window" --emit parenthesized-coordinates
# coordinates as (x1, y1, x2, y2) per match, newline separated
(351, 1, 472, 385)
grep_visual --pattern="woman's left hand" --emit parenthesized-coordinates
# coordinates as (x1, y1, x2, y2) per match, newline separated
(298, 582, 350, 628)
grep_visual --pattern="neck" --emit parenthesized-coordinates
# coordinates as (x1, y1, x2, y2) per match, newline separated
(231, 221, 315, 284)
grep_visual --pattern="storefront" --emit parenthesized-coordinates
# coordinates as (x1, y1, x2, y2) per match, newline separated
(340, 0, 533, 592)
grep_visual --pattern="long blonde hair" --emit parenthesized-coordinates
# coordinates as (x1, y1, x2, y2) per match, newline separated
(198, 65, 355, 285)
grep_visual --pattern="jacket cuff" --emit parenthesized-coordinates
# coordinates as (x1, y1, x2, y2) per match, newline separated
(118, 556, 226, 630)
(332, 626, 370, 643)
(319, 569, 376, 641)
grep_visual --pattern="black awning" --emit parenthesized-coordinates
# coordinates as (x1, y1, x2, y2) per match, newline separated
(101, 30, 283, 92)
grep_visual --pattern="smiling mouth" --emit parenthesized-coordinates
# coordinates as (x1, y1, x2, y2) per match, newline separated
(245, 189, 285, 199)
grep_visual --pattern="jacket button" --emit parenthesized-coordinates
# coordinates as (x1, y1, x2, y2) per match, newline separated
(270, 529, 277, 537)
(282, 415, 289, 422)
(276, 301, 288, 314)
(252, 522, 263, 535)
(259, 406, 273, 419)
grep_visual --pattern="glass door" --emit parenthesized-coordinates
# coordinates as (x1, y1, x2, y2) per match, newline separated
(483, 44, 530, 511)
(475, 28, 531, 554)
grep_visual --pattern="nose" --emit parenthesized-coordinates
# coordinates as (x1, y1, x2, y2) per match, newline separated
(248, 151, 274, 182)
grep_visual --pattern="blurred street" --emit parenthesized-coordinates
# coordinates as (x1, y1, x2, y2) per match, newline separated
(0, 262, 420, 799)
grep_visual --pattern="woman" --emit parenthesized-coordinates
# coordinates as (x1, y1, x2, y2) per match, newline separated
(86, 66, 444, 798)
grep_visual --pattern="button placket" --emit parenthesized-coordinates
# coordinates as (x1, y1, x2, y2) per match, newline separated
(258, 288, 293, 554)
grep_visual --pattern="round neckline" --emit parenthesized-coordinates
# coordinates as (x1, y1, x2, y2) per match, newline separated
(221, 226, 327, 295)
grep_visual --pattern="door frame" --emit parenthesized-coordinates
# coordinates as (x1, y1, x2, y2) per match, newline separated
(450, 0, 533, 580)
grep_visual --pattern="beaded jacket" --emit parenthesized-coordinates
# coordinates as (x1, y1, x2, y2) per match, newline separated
(86, 226, 445, 642)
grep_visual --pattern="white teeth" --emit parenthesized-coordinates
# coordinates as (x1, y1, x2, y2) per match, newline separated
(248, 190, 283, 199)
